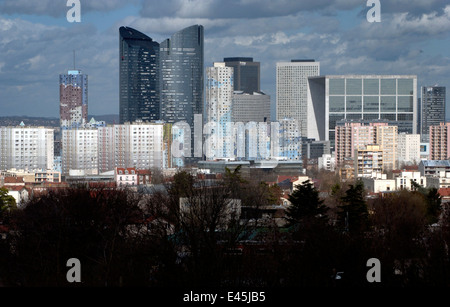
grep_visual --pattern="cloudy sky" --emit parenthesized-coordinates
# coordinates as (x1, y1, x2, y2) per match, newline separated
(0, 0, 449, 120)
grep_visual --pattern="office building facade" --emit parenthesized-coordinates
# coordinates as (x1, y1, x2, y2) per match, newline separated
(119, 26, 160, 124)
(224, 57, 260, 94)
(307, 75, 417, 149)
(232, 91, 271, 123)
(160, 25, 204, 163)
(276, 60, 320, 138)
(421, 86, 446, 142)
(60, 69, 88, 129)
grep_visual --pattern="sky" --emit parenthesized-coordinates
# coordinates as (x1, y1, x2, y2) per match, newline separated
(0, 0, 450, 120)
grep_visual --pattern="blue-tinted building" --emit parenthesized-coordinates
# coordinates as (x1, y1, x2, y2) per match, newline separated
(160, 25, 204, 162)
(421, 85, 446, 142)
(119, 26, 160, 124)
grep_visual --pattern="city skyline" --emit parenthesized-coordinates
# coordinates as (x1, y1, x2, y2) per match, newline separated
(0, 1, 449, 121)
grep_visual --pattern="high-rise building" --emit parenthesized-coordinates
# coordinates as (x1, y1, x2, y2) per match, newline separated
(205, 62, 234, 160)
(335, 121, 398, 170)
(276, 60, 320, 138)
(224, 57, 260, 94)
(354, 144, 383, 178)
(60, 69, 88, 129)
(119, 26, 160, 124)
(98, 121, 164, 173)
(232, 91, 271, 123)
(429, 122, 450, 160)
(271, 118, 301, 161)
(421, 86, 446, 142)
(160, 25, 204, 163)
(375, 124, 398, 171)
(397, 133, 421, 166)
(61, 128, 98, 176)
(0, 124, 54, 171)
(308, 75, 417, 149)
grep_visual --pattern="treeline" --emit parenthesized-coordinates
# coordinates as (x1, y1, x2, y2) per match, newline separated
(0, 168, 449, 287)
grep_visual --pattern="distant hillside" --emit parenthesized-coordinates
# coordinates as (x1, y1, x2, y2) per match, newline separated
(0, 116, 59, 127)
(0, 115, 120, 127)
(88, 114, 120, 124)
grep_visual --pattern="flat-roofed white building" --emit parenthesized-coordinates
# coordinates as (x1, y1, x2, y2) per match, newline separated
(62, 128, 98, 176)
(98, 121, 164, 173)
(397, 133, 421, 166)
(0, 124, 54, 171)
(276, 60, 320, 138)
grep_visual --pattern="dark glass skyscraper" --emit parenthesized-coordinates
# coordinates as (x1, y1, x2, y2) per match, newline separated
(224, 57, 260, 94)
(421, 86, 446, 142)
(119, 26, 160, 124)
(160, 25, 204, 161)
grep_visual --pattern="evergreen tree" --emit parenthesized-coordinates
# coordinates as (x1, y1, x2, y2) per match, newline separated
(286, 180, 328, 227)
(337, 180, 368, 233)
(410, 180, 442, 224)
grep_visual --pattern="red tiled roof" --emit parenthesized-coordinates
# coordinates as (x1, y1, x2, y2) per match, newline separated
(439, 188, 450, 197)
(3, 176, 24, 184)
(5, 186, 26, 192)
(116, 167, 137, 175)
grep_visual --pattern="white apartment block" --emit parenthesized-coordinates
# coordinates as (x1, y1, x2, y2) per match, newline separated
(375, 124, 398, 171)
(276, 60, 320, 138)
(98, 121, 164, 173)
(0, 125, 54, 171)
(271, 118, 302, 161)
(397, 133, 421, 166)
(205, 62, 234, 160)
(62, 128, 98, 176)
(396, 171, 428, 190)
(318, 153, 336, 171)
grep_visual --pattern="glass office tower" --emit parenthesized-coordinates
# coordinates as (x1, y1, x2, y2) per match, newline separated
(421, 86, 446, 142)
(224, 57, 260, 94)
(119, 26, 160, 124)
(160, 25, 204, 162)
(307, 75, 417, 149)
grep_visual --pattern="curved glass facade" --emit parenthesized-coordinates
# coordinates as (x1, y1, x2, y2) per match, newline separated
(160, 25, 204, 124)
(119, 26, 160, 124)
(160, 25, 204, 161)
